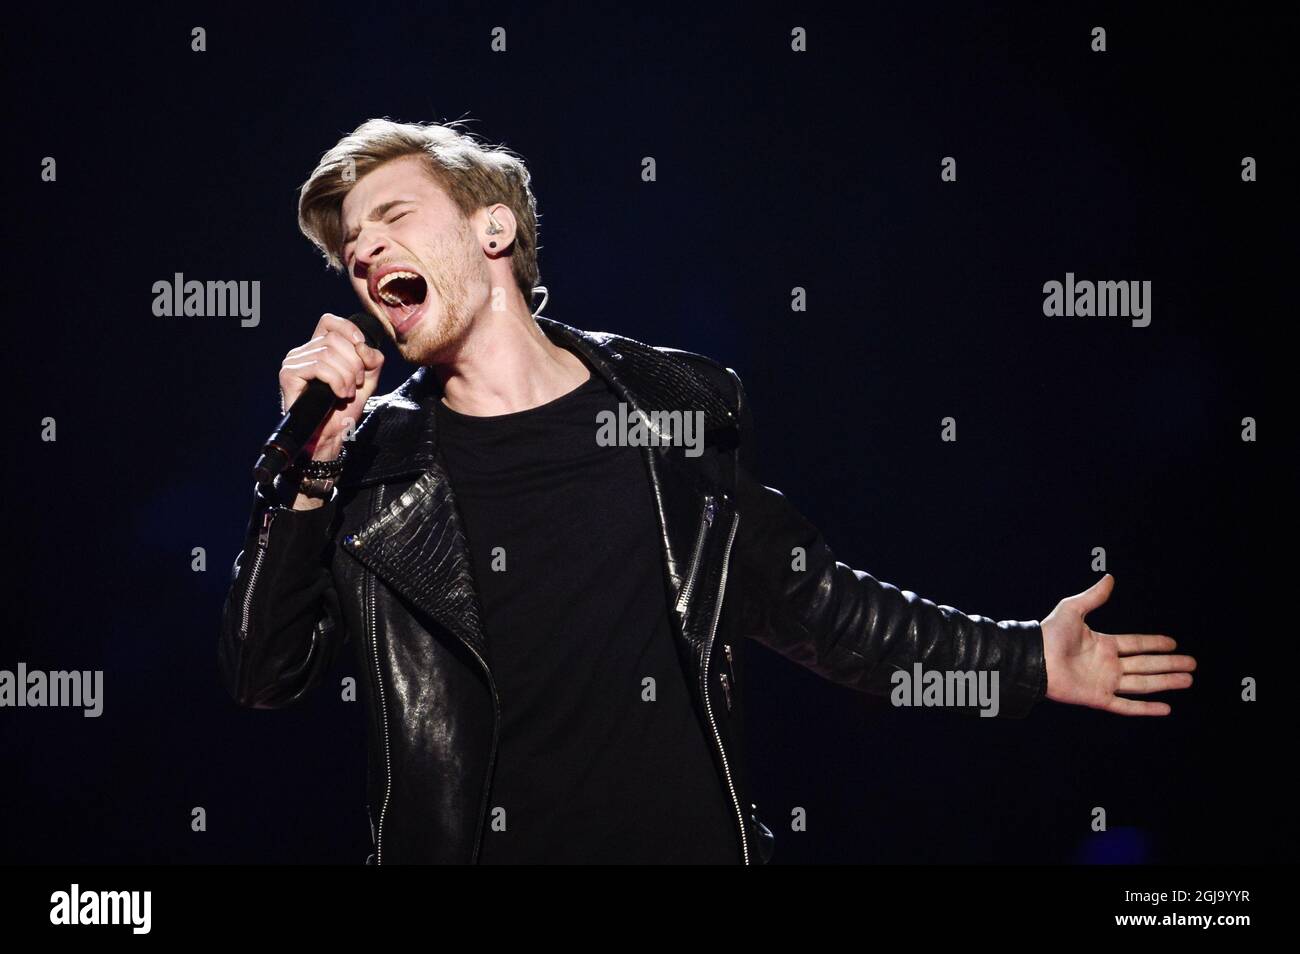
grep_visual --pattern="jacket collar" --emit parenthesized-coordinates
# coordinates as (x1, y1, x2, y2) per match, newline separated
(338, 316, 736, 490)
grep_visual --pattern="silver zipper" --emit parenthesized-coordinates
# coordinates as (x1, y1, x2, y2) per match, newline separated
(675, 495, 715, 614)
(465, 640, 501, 864)
(700, 511, 749, 864)
(719, 672, 733, 710)
(366, 485, 395, 866)
(238, 507, 276, 639)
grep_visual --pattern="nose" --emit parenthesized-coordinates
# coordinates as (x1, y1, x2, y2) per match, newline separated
(352, 231, 388, 287)
(355, 229, 388, 267)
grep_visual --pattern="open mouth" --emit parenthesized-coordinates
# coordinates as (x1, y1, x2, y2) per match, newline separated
(371, 268, 429, 331)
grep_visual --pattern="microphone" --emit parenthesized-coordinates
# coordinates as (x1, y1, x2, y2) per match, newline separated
(252, 311, 388, 486)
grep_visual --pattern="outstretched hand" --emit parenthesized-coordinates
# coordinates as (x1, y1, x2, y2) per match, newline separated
(1040, 574, 1195, 716)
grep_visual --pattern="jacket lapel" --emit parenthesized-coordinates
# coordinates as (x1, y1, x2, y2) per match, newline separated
(544, 321, 738, 612)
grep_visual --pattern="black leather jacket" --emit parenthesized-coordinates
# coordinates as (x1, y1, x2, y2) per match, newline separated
(218, 317, 1048, 864)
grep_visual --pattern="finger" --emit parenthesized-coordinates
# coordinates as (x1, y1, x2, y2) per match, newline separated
(360, 342, 385, 372)
(318, 330, 367, 386)
(284, 350, 356, 401)
(294, 332, 381, 379)
(284, 358, 351, 401)
(298, 343, 360, 384)
(1106, 696, 1172, 716)
(315, 313, 369, 346)
(1122, 654, 1197, 674)
(1118, 672, 1193, 693)
(1068, 573, 1114, 616)
(1111, 634, 1178, 655)
(314, 347, 364, 396)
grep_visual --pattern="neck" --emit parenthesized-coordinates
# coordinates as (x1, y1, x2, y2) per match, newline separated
(432, 303, 589, 416)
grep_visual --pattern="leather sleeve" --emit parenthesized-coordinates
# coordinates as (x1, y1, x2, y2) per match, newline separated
(217, 479, 349, 709)
(723, 368, 1048, 719)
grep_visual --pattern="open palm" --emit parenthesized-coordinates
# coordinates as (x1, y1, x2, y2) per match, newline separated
(1041, 574, 1196, 716)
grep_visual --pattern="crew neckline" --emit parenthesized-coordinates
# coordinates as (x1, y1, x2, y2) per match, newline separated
(436, 369, 602, 424)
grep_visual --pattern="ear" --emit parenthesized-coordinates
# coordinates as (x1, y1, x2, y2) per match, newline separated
(480, 203, 518, 254)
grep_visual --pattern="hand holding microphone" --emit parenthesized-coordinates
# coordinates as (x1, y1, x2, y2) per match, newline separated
(252, 311, 387, 487)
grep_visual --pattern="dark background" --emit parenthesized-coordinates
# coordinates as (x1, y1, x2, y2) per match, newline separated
(4, 3, 1292, 864)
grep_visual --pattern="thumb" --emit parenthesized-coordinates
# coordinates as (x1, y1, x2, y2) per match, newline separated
(361, 343, 385, 372)
(1070, 573, 1114, 616)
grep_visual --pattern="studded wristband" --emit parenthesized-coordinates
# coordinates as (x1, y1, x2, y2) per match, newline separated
(301, 447, 346, 479)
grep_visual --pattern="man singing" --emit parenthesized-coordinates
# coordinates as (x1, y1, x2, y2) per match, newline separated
(218, 118, 1197, 865)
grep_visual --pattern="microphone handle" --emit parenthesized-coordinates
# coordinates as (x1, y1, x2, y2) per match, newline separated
(251, 311, 384, 486)
(252, 378, 341, 486)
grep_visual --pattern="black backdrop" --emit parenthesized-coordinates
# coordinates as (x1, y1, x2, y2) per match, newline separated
(4, 3, 1291, 864)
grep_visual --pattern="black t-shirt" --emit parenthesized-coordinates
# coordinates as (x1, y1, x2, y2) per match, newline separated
(433, 366, 740, 864)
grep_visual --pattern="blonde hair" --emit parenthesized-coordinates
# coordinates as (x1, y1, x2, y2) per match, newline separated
(298, 118, 541, 303)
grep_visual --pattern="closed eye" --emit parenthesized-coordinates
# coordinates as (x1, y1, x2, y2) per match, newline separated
(343, 207, 414, 265)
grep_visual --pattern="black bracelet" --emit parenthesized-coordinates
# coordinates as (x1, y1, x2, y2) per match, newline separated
(301, 446, 346, 478)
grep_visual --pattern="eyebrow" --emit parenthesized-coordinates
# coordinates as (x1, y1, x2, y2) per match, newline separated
(343, 199, 416, 245)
